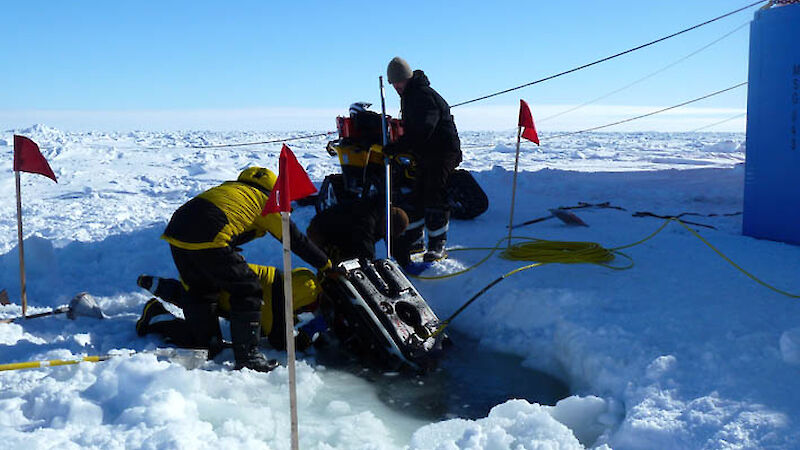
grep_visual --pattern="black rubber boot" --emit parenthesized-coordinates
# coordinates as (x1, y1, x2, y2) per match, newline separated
(136, 275, 154, 291)
(423, 209, 449, 262)
(424, 238, 447, 262)
(137, 275, 188, 307)
(394, 217, 424, 266)
(182, 301, 225, 359)
(230, 310, 279, 372)
(135, 298, 170, 336)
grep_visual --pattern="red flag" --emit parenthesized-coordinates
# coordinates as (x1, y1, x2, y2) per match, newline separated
(13, 135, 57, 182)
(518, 100, 540, 145)
(262, 144, 317, 214)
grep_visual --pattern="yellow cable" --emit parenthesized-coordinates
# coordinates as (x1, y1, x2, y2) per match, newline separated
(415, 217, 799, 300)
(413, 235, 633, 281)
(0, 355, 109, 372)
(673, 219, 800, 298)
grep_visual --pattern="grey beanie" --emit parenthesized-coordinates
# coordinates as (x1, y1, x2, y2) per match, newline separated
(387, 57, 412, 84)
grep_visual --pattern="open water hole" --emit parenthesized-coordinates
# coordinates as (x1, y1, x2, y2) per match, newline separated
(314, 328, 570, 422)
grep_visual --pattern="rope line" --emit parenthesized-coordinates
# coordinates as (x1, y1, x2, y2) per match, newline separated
(450, 0, 763, 108)
(690, 112, 747, 132)
(188, 131, 337, 149)
(140, 5, 760, 151)
(548, 82, 747, 139)
(539, 22, 749, 123)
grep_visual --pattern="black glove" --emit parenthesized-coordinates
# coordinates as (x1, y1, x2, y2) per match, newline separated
(295, 330, 314, 352)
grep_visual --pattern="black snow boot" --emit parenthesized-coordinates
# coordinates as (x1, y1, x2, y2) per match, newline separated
(423, 209, 449, 262)
(137, 275, 188, 307)
(182, 301, 225, 359)
(135, 298, 170, 336)
(230, 310, 279, 372)
(394, 216, 425, 266)
(136, 275, 155, 291)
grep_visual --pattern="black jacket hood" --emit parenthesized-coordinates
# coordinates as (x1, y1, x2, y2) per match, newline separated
(406, 70, 430, 92)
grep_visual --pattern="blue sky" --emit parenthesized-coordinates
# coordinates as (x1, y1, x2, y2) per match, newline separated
(1, 1, 757, 131)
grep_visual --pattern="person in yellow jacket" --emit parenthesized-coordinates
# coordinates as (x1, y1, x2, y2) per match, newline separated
(161, 167, 331, 372)
(135, 265, 325, 355)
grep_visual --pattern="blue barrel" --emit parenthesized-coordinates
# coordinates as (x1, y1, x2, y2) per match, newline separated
(742, 4, 800, 245)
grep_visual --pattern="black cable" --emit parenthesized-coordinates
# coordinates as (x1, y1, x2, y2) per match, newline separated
(690, 112, 747, 132)
(548, 82, 747, 138)
(180, 3, 760, 150)
(438, 275, 507, 330)
(189, 131, 336, 149)
(450, 0, 763, 108)
(539, 22, 749, 123)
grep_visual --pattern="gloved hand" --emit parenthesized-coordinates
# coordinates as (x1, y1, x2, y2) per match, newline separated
(317, 259, 333, 280)
(295, 329, 314, 352)
(295, 315, 329, 352)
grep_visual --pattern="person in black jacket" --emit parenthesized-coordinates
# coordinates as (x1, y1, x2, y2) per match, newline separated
(382, 56, 462, 264)
(161, 167, 331, 372)
(306, 199, 409, 264)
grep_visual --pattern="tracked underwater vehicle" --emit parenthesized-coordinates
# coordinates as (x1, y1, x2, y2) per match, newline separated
(320, 257, 447, 372)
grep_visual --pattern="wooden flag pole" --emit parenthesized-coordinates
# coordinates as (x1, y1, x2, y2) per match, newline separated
(507, 126, 523, 248)
(281, 211, 299, 450)
(14, 171, 28, 317)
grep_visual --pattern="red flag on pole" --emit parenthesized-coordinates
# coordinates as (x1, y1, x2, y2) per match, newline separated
(13, 135, 57, 183)
(518, 100, 540, 145)
(262, 144, 317, 215)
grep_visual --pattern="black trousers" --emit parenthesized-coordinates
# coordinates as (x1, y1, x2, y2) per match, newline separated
(169, 245, 262, 313)
(146, 265, 289, 350)
(406, 158, 458, 220)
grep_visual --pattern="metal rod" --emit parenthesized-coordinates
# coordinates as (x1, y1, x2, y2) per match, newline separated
(0, 305, 69, 324)
(379, 76, 392, 260)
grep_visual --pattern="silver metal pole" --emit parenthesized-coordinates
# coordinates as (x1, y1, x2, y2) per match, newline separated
(379, 76, 392, 260)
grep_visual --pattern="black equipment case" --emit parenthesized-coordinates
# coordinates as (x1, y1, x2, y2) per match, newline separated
(320, 258, 446, 371)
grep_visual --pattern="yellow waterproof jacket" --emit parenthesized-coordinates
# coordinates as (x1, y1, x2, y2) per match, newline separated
(162, 180, 329, 269)
(162, 181, 281, 250)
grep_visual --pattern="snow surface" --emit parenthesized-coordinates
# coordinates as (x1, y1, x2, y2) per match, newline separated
(2, 125, 799, 449)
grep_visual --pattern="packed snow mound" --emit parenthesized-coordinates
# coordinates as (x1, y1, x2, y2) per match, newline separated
(409, 400, 584, 450)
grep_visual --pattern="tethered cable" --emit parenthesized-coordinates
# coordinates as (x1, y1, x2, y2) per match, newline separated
(450, 0, 764, 108)
(177, 2, 762, 149)
(690, 112, 747, 132)
(548, 82, 747, 139)
(188, 131, 337, 149)
(539, 22, 749, 123)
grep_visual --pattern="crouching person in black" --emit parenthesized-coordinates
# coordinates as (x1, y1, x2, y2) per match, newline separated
(382, 57, 462, 265)
(306, 198, 409, 265)
(135, 265, 326, 356)
(161, 167, 331, 372)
